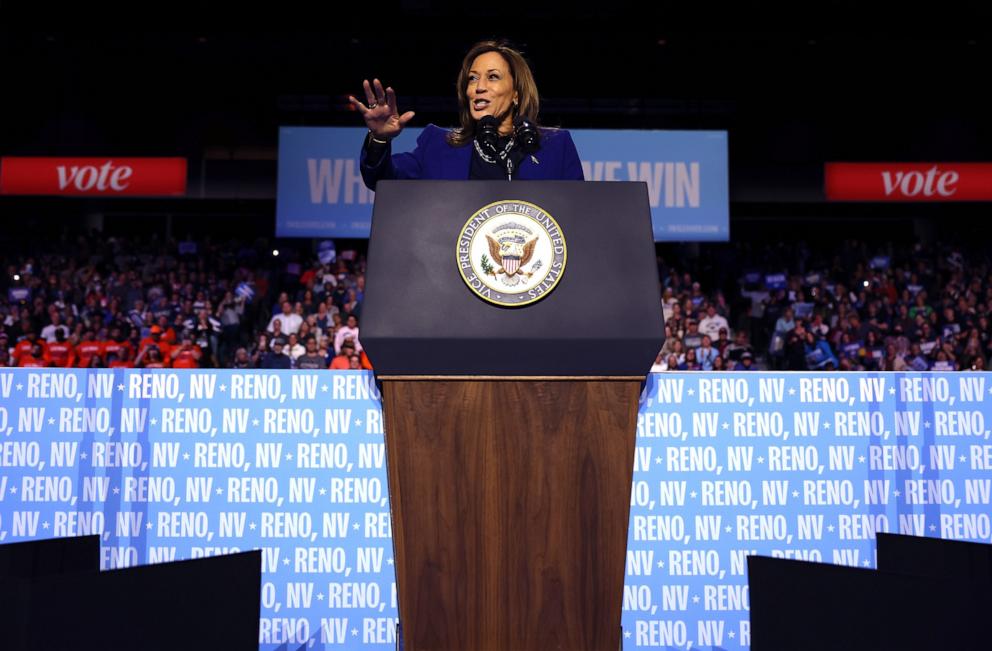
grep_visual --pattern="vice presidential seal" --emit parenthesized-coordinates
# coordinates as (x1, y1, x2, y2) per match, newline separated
(456, 200, 567, 307)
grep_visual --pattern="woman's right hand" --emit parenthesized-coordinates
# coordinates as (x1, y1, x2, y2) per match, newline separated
(349, 78, 415, 141)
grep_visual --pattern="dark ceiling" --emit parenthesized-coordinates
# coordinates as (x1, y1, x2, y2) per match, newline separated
(2, 26, 991, 163)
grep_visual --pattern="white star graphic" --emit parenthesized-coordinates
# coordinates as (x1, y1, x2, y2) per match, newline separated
(827, 524, 835, 532)
(355, 419, 362, 426)
(692, 595, 700, 603)
(216, 487, 223, 495)
(387, 558, 394, 565)
(924, 421, 931, 428)
(862, 560, 870, 567)
(687, 388, 695, 395)
(252, 419, 260, 426)
(146, 522, 153, 530)
(657, 560, 665, 568)
(249, 522, 257, 530)
(285, 453, 293, 460)
(42, 521, 50, 529)
(183, 452, 190, 460)
(722, 422, 729, 430)
(893, 489, 901, 497)
(351, 629, 358, 636)
(725, 525, 732, 533)
(321, 385, 329, 392)
(15, 383, 23, 391)
(729, 631, 736, 639)
(689, 491, 698, 499)
(824, 421, 831, 429)
(219, 384, 227, 392)
(353, 523, 360, 530)
(655, 456, 663, 465)
(889, 387, 896, 395)
(150, 418, 158, 425)
(929, 524, 936, 532)
(319, 488, 327, 495)
(960, 455, 967, 462)
(317, 593, 325, 601)
(117, 384, 125, 391)
(757, 456, 765, 464)
(282, 557, 290, 565)
(788, 388, 796, 395)
(858, 455, 866, 463)
(792, 490, 799, 497)
(47, 417, 54, 425)
(624, 631, 631, 639)
(80, 451, 88, 459)
(112, 486, 120, 494)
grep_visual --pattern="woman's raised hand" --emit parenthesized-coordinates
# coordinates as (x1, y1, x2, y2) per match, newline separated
(349, 78, 415, 141)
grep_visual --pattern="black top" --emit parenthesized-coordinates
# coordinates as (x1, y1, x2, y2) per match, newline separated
(469, 134, 527, 180)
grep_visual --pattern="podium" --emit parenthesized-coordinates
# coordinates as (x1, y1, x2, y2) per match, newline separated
(363, 181, 663, 651)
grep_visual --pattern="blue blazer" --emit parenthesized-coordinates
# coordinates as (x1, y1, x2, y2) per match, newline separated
(360, 124, 584, 190)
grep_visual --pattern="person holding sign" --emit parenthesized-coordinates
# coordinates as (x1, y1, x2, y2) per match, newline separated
(350, 39, 583, 189)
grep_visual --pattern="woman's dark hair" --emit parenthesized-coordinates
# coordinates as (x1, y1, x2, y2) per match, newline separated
(447, 39, 540, 147)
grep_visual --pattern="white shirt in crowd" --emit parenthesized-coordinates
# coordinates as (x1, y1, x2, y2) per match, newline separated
(267, 312, 303, 336)
(334, 326, 362, 354)
(40, 323, 70, 343)
(699, 313, 730, 339)
(285, 341, 306, 361)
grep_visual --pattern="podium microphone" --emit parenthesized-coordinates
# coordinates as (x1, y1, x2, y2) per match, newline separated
(476, 115, 500, 158)
(513, 116, 540, 154)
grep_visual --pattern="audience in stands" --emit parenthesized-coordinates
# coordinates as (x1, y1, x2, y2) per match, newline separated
(2, 235, 989, 372)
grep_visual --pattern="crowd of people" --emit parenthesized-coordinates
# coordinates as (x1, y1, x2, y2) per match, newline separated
(653, 240, 992, 372)
(0, 234, 369, 370)
(2, 233, 990, 373)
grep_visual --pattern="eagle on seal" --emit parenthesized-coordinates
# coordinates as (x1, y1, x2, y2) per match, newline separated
(486, 235, 538, 277)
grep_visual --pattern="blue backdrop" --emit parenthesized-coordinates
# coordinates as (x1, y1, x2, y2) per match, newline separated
(2, 369, 990, 649)
(276, 127, 729, 242)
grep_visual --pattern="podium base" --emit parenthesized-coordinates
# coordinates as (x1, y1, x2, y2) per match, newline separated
(382, 376, 641, 651)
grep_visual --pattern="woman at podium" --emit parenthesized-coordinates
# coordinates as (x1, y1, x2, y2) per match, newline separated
(351, 39, 584, 189)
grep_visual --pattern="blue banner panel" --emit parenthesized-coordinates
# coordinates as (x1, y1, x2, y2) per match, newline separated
(572, 130, 728, 241)
(2, 370, 991, 650)
(276, 127, 729, 241)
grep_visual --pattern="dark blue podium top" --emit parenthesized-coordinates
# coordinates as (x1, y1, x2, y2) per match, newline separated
(362, 180, 665, 376)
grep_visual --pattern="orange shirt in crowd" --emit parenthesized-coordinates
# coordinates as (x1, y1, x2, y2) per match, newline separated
(76, 341, 105, 367)
(108, 360, 134, 368)
(18, 353, 52, 367)
(359, 350, 373, 370)
(138, 337, 171, 361)
(19, 358, 51, 367)
(329, 355, 350, 369)
(102, 339, 133, 363)
(13, 339, 46, 365)
(47, 341, 76, 368)
(171, 345, 203, 369)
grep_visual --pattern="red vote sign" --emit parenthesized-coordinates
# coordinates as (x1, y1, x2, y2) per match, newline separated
(0, 157, 187, 196)
(825, 163, 992, 201)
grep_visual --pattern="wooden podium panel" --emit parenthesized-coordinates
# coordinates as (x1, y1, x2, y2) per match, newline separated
(381, 377, 640, 651)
